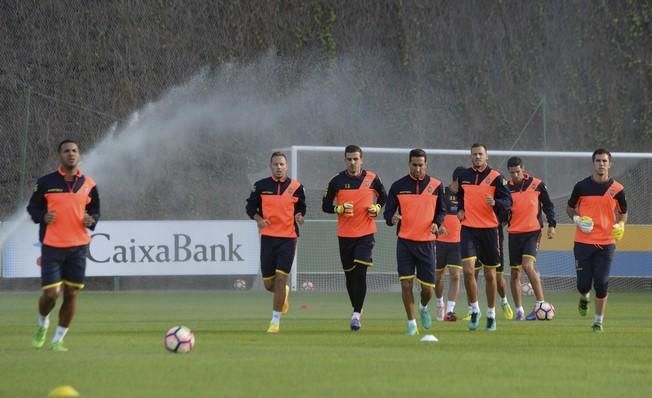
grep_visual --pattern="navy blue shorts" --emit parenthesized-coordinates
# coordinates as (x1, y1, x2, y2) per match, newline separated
(574, 242, 615, 298)
(396, 238, 436, 287)
(460, 226, 501, 268)
(509, 230, 541, 267)
(260, 236, 297, 279)
(435, 241, 462, 270)
(41, 245, 88, 289)
(338, 234, 375, 272)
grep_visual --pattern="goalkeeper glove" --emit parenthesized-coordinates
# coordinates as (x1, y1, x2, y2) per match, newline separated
(335, 202, 354, 216)
(611, 221, 625, 241)
(573, 215, 594, 234)
(367, 204, 381, 217)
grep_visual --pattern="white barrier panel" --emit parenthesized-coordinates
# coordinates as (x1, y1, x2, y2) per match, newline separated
(2, 220, 259, 278)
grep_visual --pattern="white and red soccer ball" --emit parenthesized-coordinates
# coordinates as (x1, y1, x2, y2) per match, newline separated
(301, 281, 315, 291)
(164, 326, 195, 353)
(535, 302, 555, 320)
(521, 282, 534, 296)
(233, 279, 247, 290)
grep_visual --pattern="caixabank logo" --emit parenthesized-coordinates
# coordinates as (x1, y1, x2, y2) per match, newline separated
(87, 232, 244, 264)
(32, 233, 245, 266)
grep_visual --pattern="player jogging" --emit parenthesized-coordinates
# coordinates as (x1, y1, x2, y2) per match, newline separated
(322, 145, 387, 330)
(434, 166, 466, 321)
(28, 139, 100, 352)
(567, 148, 627, 332)
(506, 156, 556, 320)
(384, 149, 446, 336)
(457, 143, 512, 332)
(246, 152, 306, 333)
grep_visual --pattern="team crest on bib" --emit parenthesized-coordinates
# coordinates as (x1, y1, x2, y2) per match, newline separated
(365, 182, 371, 187)
(485, 177, 491, 184)
(427, 186, 433, 193)
(288, 188, 294, 194)
(609, 188, 615, 197)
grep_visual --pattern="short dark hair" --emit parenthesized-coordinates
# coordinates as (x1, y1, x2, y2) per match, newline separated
(58, 139, 79, 153)
(452, 166, 466, 181)
(470, 143, 487, 152)
(592, 148, 612, 161)
(345, 145, 363, 157)
(270, 151, 287, 162)
(507, 156, 523, 168)
(409, 148, 427, 162)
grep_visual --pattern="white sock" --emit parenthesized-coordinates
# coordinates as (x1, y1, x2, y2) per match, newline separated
(407, 319, 417, 327)
(581, 292, 590, 300)
(419, 303, 428, 311)
(470, 302, 480, 313)
(271, 311, 281, 323)
(487, 307, 496, 318)
(536, 300, 545, 306)
(436, 297, 444, 307)
(352, 311, 361, 320)
(501, 296, 508, 305)
(38, 314, 50, 328)
(52, 326, 68, 343)
(516, 306, 524, 314)
(446, 301, 456, 313)
(594, 314, 604, 324)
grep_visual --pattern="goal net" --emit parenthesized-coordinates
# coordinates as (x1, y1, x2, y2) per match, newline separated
(285, 146, 652, 294)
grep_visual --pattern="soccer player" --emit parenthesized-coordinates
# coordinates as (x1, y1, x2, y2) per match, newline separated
(434, 166, 466, 321)
(246, 152, 306, 333)
(27, 139, 100, 352)
(457, 143, 512, 331)
(506, 156, 557, 320)
(322, 145, 387, 331)
(384, 149, 445, 336)
(567, 148, 627, 332)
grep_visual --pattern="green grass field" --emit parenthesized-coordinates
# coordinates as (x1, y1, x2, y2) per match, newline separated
(1, 290, 651, 398)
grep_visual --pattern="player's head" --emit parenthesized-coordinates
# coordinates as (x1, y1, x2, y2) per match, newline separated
(449, 166, 465, 191)
(470, 143, 488, 169)
(507, 156, 525, 183)
(344, 145, 363, 176)
(592, 148, 612, 162)
(452, 166, 466, 183)
(269, 151, 288, 180)
(57, 139, 80, 170)
(592, 148, 612, 177)
(408, 148, 427, 180)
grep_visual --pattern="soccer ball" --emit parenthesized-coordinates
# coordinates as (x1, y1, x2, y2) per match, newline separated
(535, 302, 555, 320)
(233, 279, 247, 290)
(301, 281, 315, 291)
(521, 282, 534, 296)
(164, 326, 195, 353)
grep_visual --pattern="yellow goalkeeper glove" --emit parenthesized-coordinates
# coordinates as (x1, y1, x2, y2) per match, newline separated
(335, 202, 354, 216)
(611, 221, 625, 241)
(367, 204, 381, 217)
(573, 215, 594, 234)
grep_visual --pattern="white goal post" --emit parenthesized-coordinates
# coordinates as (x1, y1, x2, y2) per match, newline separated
(280, 146, 652, 293)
